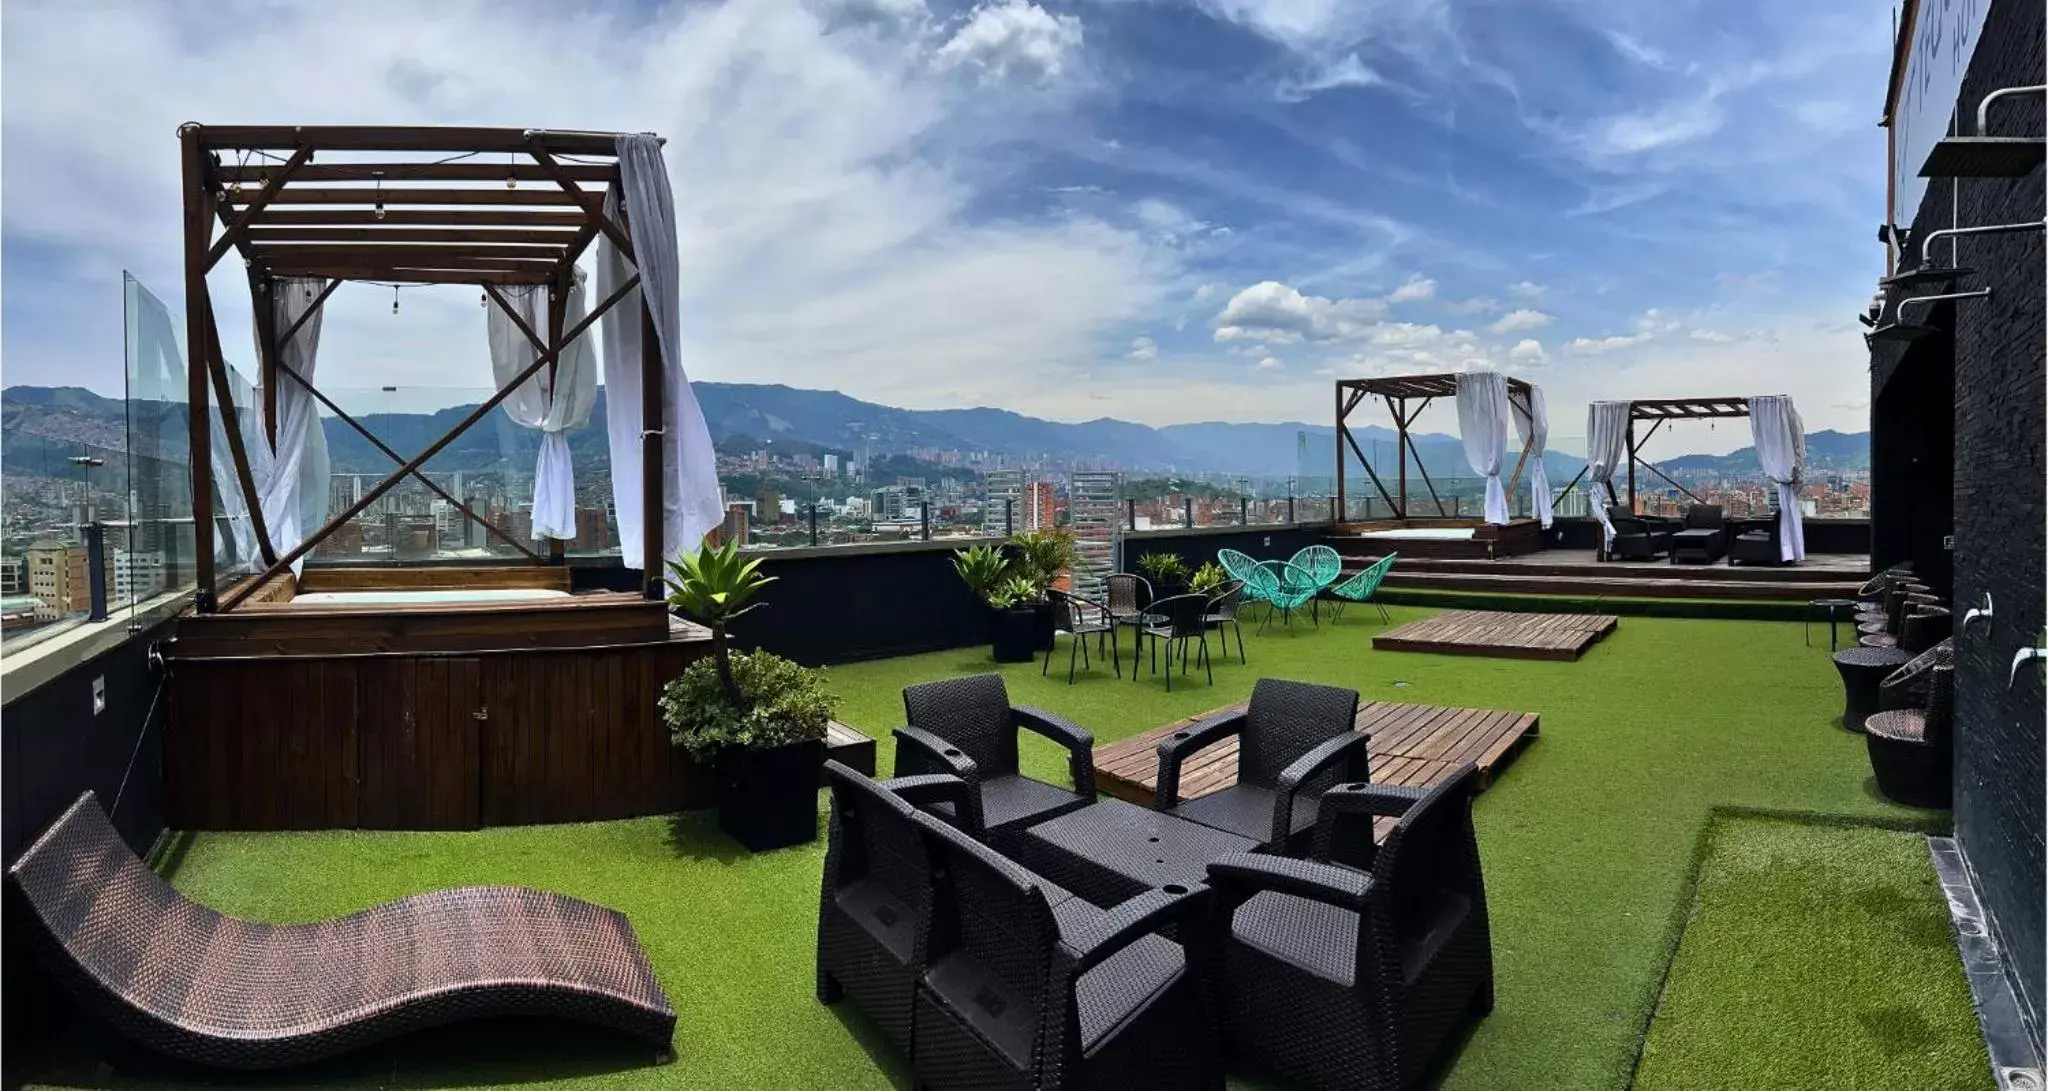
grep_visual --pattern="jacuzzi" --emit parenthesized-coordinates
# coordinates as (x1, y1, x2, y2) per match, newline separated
(1359, 528, 1479, 541)
(288, 588, 575, 607)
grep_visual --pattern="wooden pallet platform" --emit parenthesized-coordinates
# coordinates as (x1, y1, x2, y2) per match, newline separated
(1093, 700, 1539, 809)
(1372, 609, 1616, 661)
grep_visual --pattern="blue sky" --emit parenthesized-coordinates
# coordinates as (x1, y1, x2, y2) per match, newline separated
(2, 0, 1891, 451)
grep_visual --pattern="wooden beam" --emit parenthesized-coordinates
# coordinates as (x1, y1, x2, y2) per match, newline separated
(527, 148, 635, 262)
(204, 145, 312, 271)
(483, 283, 549, 354)
(249, 187, 587, 206)
(218, 161, 614, 184)
(246, 226, 580, 245)
(181, 128, 217, 610)
(253, 243, 568, 262)
(1384, 395, 1408, 517)
(255, 209, 588, 227)
(263, 266, 555, 285)
(194, 125, 632, 155)
(249, 271, 280, 449)
(640, 299, 665, 597)
(1333, 383, 1346, 521)
(268, 357, 545, 562)
(1341, 424, 1401, 519)
(201, 321, 277, 567)
(272, 278, 342, 351)
(218, 272, 642, 611)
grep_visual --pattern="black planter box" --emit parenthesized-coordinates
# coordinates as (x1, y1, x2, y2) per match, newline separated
(716, 738, 825, 851)
(991, 607, 1039, 663)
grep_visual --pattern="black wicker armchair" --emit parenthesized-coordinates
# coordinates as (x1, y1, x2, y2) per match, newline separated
(1205, 765, 1492, 1091)
(1156, 679, 1365, 853)
(817, 762, 978, 1055)
(1602, 505, 1672, 561)
(910, 809, 1219, 1090)
(1668, 504, 1726, 564)
(895, 674, 1096, 852)
(1728, 517, 1783, 566)
(1865, 643, 1955, 808)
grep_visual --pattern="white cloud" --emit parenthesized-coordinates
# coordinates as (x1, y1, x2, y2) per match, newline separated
(1, 0, 1167, 417)
(1275, 53, 1389, 103)
(1688, 329, 1736, 344)
(1384, 275, 1436, 305)
(1128, 335, 1158, 359)
(1252, 356, 1283, 372)
(1509, 338, 1546, 361)
(1488, 308, 1554, 334)
(1506, 280, 1546, 301)
(1443, 297, 1502, 315)
(1212, 280, 1388, 343)
(934, 0, 1084, 85)
(1564, 332, 1653, 354)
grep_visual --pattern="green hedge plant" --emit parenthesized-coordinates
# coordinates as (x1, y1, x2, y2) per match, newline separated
(661, 649, 833, 761)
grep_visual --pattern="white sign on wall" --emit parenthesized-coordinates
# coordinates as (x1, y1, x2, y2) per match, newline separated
(1891, 0, 1993, 225)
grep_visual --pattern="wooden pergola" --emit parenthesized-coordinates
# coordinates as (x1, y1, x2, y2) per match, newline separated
(1555, 396, 1756, 512)
(178, 124, 668, 613)
(1333, 373, 1537, 520)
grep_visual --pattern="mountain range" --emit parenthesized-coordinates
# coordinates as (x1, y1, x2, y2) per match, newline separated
(2, 383, 1869, 486)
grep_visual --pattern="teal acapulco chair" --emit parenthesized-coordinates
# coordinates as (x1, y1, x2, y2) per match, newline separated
(1328, 552, 1397, 624)
(1218, 548, 1269, 608)
(1289, 544, 1344, 622)
(1254, 560, 1320, 632)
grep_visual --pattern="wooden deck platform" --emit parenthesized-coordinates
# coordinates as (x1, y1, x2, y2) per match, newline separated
(1372, 609, 1616, 661)
(1094, 700, 1539, 809)
(1346, 551, 1869, 603)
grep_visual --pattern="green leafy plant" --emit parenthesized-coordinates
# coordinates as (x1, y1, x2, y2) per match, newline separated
(665, 541, 776, 704)
(987, 574, 1040, 610)
(1007, 528, 1079, 592)
(1137, 551, 1191, 586)
(1190, 560, 1228, 595)
(661, 649, 834, 761)
(952, 544, 1016, 607)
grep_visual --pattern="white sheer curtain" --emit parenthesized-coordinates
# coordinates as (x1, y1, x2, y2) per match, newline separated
(1585, 401, 1631, 547)
(256, 277, 329, 575)
(1749, 395, 1808, 562)
(1513, 384, 1553, 528)
(487, 273, 597, 540)
(595, 134, 724, 572)
(1456, 370, 1510, 524)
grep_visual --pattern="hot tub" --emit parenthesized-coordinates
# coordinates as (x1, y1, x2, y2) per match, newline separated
(288, 588, 575, 607)
(1359, 528, 1478, 541)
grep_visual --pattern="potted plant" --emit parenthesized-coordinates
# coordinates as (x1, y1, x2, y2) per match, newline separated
(662, 542, 834, 851)
(1137, 551, 1192, 600)
(953, 544, 1038, 663)
(1009, 528, 1080, 647)
(1190, 560, 1228, 597)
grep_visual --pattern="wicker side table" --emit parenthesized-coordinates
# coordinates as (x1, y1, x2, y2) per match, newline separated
(1831, 646, 1912, 732)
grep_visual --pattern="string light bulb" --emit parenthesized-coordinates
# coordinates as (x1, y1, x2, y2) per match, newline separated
(506, 153, 518, 189)
(373, 174, 386, 220)
(391, 285, 400, 315)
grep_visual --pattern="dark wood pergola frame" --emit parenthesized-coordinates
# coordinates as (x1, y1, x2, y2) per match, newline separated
(1333, 373, 1537, 520)
(1552, 397, 1756, 512)
(179, 124, 669, 613)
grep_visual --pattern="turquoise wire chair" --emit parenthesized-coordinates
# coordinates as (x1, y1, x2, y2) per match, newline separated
(1254, 560, 1320, 632)
(1288, 544, 1343, 621)
(1328, 552, 1397, 625)
(1218, 548, 1268, 607)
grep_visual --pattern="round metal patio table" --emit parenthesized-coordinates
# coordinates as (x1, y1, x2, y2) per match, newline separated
(1806, 597, 1861, 650)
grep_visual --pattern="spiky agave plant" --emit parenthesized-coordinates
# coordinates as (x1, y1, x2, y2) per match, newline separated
(665, 541, 777, 705)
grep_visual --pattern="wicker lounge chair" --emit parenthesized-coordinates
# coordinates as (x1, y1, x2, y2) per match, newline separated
(1205, 765, 1492, 1091)
(1328, 554, 1397, 624)
(1866, 643, 1956, 808)
(1603, 505, 1672, 561)
(895, 674, 1095, 853)
(909, 808, 1218, 1090)
(818, 762, 978, 1056)
(1156, 678, 1365, 853)
(7, 792, 676, 1071)
(1728, 518, 1783, 565)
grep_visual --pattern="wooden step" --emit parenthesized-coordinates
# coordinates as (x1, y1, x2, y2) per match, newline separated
(1378, 569, 1863, 602)
(1344, 555, 1866, 584)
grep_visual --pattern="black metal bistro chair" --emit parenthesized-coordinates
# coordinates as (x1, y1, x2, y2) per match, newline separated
(1137, 593, 1215, 692)
(1203, 579, 1249, 665)
(909, 808, 1218, 1090)
(1205, 765, 1493, 1091)
(1155, 679, 1365, 853)
(1045, 588, 1119, 683)
(894, 674, 1096, 854)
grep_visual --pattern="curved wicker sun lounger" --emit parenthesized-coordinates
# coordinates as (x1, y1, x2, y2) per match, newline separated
(7, 792, 677, 1070)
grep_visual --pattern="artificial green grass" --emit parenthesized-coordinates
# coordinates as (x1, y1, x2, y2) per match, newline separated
(1634, 817, 1989, 1090)
(16, 608, 1967, 1090)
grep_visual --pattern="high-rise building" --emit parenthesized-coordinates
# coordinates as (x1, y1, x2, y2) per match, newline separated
(0, 555, 23, 596)
(722, 502, 751, 548)
(113, 550, 166, 603)
(1067, 471, 1122, 599)
(984, 469, 1023, 535)
(1023, 481, 1056, 531)
(824, 453, 841, 477)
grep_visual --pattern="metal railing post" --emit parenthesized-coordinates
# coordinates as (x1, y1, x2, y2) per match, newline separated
(808, 503, 819, 547)
(1184, 497, 1194, 528)
(921, 502, 931, 541)
(1240, 497, 1249, 525)
(1005, 498, 1014, 537)
(85, 521, 109, 622)
(1288, 492, 1296, 523)
(1127, 498, 1137, 529)
(1329, 495, 1338, 522)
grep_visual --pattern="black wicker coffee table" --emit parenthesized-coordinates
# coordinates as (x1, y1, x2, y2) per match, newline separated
(1021, 798, 1260, 909)
(1832, 646, 1912, 732)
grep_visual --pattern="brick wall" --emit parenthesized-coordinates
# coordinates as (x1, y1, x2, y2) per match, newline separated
(1890, 0, 2046, 1045)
